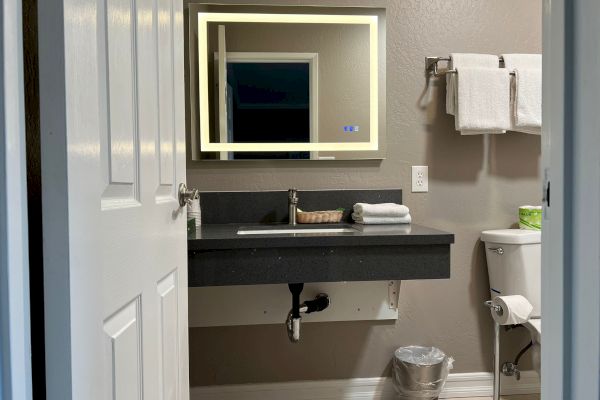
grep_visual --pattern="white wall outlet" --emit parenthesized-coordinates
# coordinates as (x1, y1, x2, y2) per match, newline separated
(411, 166, 429, 193)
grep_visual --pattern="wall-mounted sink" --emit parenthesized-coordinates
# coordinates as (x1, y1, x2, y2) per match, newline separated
(188, 189, 454, 287)
(237, 225, 357, 235)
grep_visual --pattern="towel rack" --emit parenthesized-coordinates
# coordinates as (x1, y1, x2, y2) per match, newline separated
(426, 56, 515, 77)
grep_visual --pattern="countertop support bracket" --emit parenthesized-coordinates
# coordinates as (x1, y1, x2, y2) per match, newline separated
(388, 280, 401, 309)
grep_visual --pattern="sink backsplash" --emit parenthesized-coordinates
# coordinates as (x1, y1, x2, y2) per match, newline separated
(199, 189, 402, 224)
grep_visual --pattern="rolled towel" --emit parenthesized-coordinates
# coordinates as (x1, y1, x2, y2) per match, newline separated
(490, 295, 533, 325)
(352, 203, 409, 218)
(352, 214, 412, 225)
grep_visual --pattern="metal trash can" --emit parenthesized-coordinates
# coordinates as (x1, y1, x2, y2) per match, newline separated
(393, 346, 453, 400)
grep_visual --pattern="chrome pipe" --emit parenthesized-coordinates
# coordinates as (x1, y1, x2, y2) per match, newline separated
(288, 188, 298, 226)
(493, 322, 501, 400)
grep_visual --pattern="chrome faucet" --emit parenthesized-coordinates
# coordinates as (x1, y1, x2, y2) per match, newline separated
(288, 188, 298, 225)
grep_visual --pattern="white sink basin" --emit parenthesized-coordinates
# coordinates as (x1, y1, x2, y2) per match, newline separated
(237, 227, 356, 235)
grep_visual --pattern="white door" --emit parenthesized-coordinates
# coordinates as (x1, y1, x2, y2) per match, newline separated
(38, 0, 189, 399)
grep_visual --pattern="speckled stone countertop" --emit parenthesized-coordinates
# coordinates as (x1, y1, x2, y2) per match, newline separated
(188, 222, 454, 251)
(187, 190, 455, 286)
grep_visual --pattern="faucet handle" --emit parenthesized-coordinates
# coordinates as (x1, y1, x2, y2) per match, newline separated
(288, 188, 298, 199)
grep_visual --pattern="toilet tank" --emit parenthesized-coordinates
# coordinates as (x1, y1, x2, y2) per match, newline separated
(481, 229, 541, 318)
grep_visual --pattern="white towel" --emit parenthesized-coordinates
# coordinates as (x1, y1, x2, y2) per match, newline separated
(352, 224, 412, 234)
(514, 69, 542, 131)
(446, 53, 499, 116)
(352, 214, 412, 225)
(501, 54, 542, 134)
(446, 54, 511, 134)
(352, 203, 409, 218)
(502, 54, 541, 71)
(455, 68, 511, 133)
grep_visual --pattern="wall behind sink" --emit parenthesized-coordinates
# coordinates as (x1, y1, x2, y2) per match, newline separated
(185, 0, 542, 385)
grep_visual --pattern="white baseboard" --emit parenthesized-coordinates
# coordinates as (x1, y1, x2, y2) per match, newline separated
(191, 371, 540, 400)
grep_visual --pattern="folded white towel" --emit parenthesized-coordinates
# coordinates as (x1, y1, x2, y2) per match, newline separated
(513, 69, 542, 131)
(446, 53, 499, 116)
(352, 214, 412, 225)
(353, 224, 412, 234)
(501, 54, 542, 71)
(455, 67, 511, 133)
(446, 54, 510, 134)
(501, 54, 542, 135)
(352, 203, 409, 218)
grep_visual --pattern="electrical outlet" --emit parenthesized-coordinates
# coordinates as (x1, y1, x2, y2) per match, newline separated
(411, 166, 429, 193)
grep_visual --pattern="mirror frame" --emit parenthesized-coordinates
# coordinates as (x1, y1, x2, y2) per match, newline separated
(186, 4, 387, 161)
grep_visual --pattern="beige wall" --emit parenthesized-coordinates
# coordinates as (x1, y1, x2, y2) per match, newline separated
(186, 0, 542, 386)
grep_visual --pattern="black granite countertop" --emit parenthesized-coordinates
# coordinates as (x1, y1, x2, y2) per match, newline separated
(187, 190, 455, 286)
(188, 223, 454, 251)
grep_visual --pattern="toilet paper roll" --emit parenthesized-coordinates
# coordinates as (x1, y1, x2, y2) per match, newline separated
(491, 295, 533, 325)
(519, 205, 542, 230)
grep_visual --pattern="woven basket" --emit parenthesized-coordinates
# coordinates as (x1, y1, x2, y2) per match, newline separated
(296, 210, 343, 224)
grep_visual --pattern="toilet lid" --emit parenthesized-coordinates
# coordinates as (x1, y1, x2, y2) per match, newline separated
(481, 229, 541, 244)
(524, 319, 541, 343)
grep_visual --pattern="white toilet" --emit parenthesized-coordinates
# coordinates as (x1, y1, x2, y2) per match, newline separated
(481, 229, 542, 375)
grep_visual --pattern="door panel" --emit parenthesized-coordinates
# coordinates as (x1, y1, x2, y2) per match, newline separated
(157, 0, 175, 191)
(106, 0, 137, 185)
(99, 0, 140, 207)
(157, 271, 179, 400)
(104, 298, 143, 400)
(39, 0, 189, 398)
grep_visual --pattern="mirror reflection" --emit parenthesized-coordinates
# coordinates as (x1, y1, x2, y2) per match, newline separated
(187, 8, 385, 161)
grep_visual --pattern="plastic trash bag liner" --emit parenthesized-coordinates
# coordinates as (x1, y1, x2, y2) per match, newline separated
(393, 346, 454, 399)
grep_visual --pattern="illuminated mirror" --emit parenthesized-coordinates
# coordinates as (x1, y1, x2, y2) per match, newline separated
(187, 5, 386, 160)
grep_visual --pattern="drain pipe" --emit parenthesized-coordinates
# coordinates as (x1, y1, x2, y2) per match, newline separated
(501, 340, 533, 381)
(287, 283, 304, 342)
(286, 284, 330, 343)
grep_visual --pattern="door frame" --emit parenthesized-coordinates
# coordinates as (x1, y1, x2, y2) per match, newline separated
(0, 0, 33, 398)
(213, 51, 320, 160)
(542, 0, 600, 398)
(4, 0, 599, 399)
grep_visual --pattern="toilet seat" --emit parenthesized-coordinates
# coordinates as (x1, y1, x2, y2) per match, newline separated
(524, 318, 541, 344)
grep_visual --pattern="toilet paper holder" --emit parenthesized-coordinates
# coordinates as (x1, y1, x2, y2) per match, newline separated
(484, 300, 504, 316)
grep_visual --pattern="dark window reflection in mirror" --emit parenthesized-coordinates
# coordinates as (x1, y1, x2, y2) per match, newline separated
(226, 62, 310, 159)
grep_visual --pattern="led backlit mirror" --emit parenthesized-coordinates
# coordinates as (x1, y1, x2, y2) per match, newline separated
(187, 5, 386, 160)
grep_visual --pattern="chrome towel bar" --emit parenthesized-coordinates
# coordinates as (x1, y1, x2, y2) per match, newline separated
(426, 56, 515, 77)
